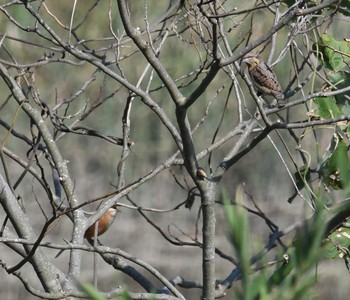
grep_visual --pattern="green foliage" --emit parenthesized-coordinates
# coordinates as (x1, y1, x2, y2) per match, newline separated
(309, 34, 350, 194)
(224, 187, 251, 297)
(313, 34, 350, 114)
(116, 291, 133, 300)
(336, 0, 350, 16)
(324, 227, 350, 266)
(295, 129, 350, 196)
(312, 34, 350, 123)
(79, 283, 108, 300)
(268, 205, 327, 300)
(224, 190, 330, 300)
(328, 71, 350, 110)
(312, 121, 350, 268)
(317, 133, 350, 190)
(79, 283, 132, 300)
(318, 34, 350, 72)
(314, 97, 342, 119)
(293, 165, 312, 191)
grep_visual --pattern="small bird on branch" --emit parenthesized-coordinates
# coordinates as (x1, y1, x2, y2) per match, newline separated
(84, 205, 120, 240)
(242, 52, 285, 108)
(55, 205, 119, 258)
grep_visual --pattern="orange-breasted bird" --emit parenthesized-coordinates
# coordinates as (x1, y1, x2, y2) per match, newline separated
(242, 52, 285, 107)
(84, 205, 119, 240)
(55, 205, 119, 258)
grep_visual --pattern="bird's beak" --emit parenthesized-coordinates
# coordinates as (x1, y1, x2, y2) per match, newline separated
(111, 204, 120, 212)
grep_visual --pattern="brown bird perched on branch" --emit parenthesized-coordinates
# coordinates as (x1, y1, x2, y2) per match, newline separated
(84, 205, 119, 240)
(55, 205, 119, 258)
(242, 52, 285, 107)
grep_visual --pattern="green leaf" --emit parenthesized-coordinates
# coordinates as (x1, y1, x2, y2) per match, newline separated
(328, 71, 350, 110)
(117, 291, 133, 300)
(294, 165, 311, 190)
(347, 125, 350, 139)
(324, 227, 350, 259)
(317, 34, 350, 71)
(318, 133, 339, 172)
(328, 137, 350, 189)
(250, 274, 269, 300)
(336, 0, 350, 16)
(78, 283, 132, 300)
(223, 187, 251, 298)
(314, 97, 342, 119)
(224, 187, 250, 266)
(268, 253, 293, 288)
(79, 283, 107, 300)
(318, 134, 350, 190)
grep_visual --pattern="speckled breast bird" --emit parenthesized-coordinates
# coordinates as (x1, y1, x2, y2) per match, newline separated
(242, 52, 285, 107)
(84, 205, 119, 240)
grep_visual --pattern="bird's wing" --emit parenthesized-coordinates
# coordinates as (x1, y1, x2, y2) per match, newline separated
(252, 63, 282, 92)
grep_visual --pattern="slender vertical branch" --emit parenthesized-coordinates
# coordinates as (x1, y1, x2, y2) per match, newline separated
(198, 180, 217, 300)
